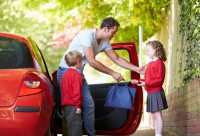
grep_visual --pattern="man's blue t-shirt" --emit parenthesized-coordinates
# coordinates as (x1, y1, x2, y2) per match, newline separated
(59, 29, 112, 73)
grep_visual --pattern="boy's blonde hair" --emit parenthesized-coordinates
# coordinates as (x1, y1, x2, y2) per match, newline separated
(146, 40, 167, 62)
(65, 50, 82, 67)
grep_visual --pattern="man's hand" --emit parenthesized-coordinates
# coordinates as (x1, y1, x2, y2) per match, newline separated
(111, 72, 124, 82)
(76, 108, 81, 114)
(136, 65, 146, 75)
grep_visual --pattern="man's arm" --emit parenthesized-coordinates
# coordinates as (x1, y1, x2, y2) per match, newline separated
(104, 49, 140, 72)
(83, 46, 124, 82)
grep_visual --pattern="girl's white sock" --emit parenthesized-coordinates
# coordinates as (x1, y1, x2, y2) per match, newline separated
(155, 134, 162, 136)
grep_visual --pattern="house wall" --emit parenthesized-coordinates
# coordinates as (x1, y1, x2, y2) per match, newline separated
(153, 0, 200, 135)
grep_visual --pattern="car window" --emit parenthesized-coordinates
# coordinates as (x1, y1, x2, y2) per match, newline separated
(0, 36, 34, 69)
(26, 37, 47, 73)
(83, 49, 131, 84)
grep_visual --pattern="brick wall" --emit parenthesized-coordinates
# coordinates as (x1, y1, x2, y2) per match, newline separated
(163, 78, 200, 136)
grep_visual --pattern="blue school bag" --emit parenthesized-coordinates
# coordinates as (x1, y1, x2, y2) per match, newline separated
(104, 82, 137, 109)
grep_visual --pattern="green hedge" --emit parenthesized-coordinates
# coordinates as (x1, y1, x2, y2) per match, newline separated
(178, 0, 200, 87)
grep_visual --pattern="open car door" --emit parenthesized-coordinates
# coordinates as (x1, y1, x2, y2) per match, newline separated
(51, 42, 143, 135)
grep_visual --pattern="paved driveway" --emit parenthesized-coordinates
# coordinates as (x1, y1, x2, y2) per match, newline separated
(57, 128, 178, 136)
(132, 128, 178, 136)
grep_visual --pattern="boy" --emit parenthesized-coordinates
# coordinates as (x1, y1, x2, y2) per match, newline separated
(61, 50, 83, 136)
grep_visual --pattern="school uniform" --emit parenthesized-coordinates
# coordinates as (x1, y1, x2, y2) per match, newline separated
(139, 58, 168, 113)
(61, 68, 83, 136)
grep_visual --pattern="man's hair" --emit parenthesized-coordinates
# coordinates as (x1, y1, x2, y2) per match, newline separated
(65, 50, 82, 67)
(100, 17, 120, 30)
(146, 40, 167, 62)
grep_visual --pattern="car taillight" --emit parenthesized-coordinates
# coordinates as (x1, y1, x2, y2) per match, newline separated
(24, 81, 40, 88)
(18, 72, 43, 96)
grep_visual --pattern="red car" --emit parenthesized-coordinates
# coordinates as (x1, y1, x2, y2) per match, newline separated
(51, 42, 143, 135)
(0, 33, 54, 136)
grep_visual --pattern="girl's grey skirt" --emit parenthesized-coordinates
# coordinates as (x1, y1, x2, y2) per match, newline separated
(146, 90, 168, 113)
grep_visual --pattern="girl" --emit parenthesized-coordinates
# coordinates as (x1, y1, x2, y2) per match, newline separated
(131, 40, 168, 136)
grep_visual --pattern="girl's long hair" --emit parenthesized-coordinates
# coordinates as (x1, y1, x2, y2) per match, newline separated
(146, 40, 167, 62)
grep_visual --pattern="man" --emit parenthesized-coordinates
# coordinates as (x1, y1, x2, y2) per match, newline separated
(57, 17, 143, 136)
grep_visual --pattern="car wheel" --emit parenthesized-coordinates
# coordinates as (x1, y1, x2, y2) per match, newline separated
(56, 104, 63, 120)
